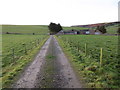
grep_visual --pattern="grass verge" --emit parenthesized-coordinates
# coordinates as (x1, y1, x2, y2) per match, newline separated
(55, 35, 88, 88)
(55, 35, 119, 88)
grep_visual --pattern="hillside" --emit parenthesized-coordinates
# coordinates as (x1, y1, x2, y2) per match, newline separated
(63, 26, 88, 31)
(106, 24, 118, 34)
(2, 25, 49, 34)
(1, 22, 119, 35)
(71, 21, 119, 34)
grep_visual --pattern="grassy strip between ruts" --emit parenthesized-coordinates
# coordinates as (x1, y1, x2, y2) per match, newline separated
(1, 36, 49, 88)
(55, 35, 88, 88)
(40, 36, 56, 88)
(40, 54, 55, 88)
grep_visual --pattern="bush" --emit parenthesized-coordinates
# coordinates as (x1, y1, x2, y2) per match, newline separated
(96, 26, 107, 34)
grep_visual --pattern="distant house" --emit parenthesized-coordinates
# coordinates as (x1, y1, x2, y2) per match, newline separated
(79, 29, 89, 34)
(57, 29, 102, 35)
(64, 30, 79, 35)
(57, 30, 79, 35)
(79, 29, 95, 35)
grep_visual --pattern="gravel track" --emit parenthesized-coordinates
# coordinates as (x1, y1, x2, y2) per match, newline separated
(12, 35, 82, 88)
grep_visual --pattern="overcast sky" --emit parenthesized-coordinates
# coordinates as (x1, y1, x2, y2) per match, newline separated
(0, 0, 119, 26)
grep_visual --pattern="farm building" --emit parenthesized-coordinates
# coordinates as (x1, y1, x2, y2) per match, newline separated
(57, 29, 102, 35)
(78, 29, 96, 35)
(79, 29, 89, 34)
(57, 30, 79, 35)
(64, 30, 79, 35)
(78, 29, 103, 35)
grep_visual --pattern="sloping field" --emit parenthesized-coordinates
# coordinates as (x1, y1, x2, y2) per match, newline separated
(2, 25, 49, 34)
(106, 24, 118, 34)
(66, 23, 119, 34)
(63, 26, 88, 30)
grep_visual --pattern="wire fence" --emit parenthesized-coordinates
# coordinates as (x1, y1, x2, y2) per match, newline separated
(2, 37, 47, 67)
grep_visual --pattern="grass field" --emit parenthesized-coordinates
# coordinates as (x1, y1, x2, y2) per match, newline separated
(91, 24, 119, 34)
(1, 24, 50, 87)
(2, 34, 48, 67)
(2, 25, 49, 34)
(2, 34, 49, 88)
(63, 26, 88, 30)
(56, 35, 119, 88)
(106, 24, 118, 34)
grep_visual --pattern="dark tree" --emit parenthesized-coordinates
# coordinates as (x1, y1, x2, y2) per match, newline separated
(96, 26, 100, 30)
(96, 25, 107, 34)
(48, 22, 63, 34)
(57, 23, 63, 31)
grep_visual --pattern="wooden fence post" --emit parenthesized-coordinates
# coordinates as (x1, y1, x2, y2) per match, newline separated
(38, 39, 39, 44)
(100, 48, 103, 68)
(78, 42, 79, 52)
(22, 43, 27, 54)
(30, 42, 32, 50)
(11, 48, 15, 62)
(85, 43, 87, 56)
(25, 44, 27, 54)
(36, 40, 38, 47)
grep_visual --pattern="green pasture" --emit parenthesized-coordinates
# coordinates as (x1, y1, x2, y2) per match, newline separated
(2, 25, 49, 34)
(2, 34, 49, 88)
(56, 35, 119, 88)
(106, 24, 118, 34)
(63, 26, 88, 30)
(2, 34, 48, 67)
